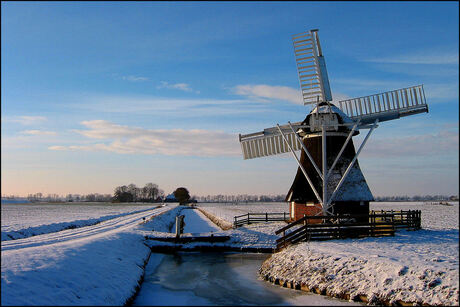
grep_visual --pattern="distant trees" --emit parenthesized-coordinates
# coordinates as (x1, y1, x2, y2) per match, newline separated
(173, 187, 190, 205)
(374, 195, 458, 202)
(194, 194, 286, 203)
(112, 183, 164, 203)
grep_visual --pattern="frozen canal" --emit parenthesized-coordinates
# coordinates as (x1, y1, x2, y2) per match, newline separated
(134, 207, 360, 306)
(133, 252, 361, 306)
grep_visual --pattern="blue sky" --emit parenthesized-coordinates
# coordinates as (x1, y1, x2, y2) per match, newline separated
(1, 1, 458, 197)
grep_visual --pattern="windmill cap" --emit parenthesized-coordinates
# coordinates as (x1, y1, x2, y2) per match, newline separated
(309, 102, 355, 124)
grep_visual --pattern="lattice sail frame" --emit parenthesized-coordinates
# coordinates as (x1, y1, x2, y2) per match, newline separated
(293, 29, 332, 105)
(239, 123, 303, 160)
(338, 84, 428, 125)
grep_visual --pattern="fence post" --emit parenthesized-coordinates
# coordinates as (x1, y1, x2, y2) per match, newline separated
(248, 213, 250, 225)
(266, 212, 268, 222)
(417, 210, 422, 229)
(370, 211, 374, 237)
(284, 212, 286, 221)
(391, 212, 395, 235)
(304, 217, 309, 242)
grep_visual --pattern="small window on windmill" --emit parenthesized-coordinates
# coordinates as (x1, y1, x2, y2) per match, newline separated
(309, 113, 339, 132)
(306, 202, 315, 207)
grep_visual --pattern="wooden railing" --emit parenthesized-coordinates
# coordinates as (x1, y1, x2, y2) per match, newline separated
(275, 210, 421, 250)
(233, 212, 290, 228)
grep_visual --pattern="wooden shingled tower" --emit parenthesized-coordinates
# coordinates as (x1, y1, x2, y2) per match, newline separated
(238, 29, 429, 221)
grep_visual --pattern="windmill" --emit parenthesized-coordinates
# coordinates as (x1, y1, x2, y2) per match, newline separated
(238, 29, 428, 221)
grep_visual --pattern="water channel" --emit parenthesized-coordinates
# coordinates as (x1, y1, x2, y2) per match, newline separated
(133, 252, 361, 306)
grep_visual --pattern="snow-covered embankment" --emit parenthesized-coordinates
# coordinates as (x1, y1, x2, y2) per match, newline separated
(1, 204, 180, 306)
(259, 229, 459, 306)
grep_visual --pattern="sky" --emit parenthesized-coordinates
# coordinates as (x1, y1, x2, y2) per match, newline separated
(1, 1, 458, 198)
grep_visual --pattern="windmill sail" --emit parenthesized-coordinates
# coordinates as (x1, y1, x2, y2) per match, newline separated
(293, 29, 332, 105)
(239, 122, 303, 160)
(338, 85, 428, 125)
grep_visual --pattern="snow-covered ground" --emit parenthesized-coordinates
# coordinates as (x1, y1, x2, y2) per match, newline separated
(1, 203, 178, 305)
(1, 202, 161, 240)
(2, 201, 458, 305)
(197, 201, 459, 230)
(197, 202, 288, 223)
(370, 201, 458, 230)
(258, 202, 459, 306)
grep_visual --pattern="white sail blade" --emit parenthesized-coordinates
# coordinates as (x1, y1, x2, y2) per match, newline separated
(338, 85, 428, 125)
(292, 29, 332, 105)
(239, 123, 303, 160)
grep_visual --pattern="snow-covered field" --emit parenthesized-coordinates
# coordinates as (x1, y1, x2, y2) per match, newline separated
(1, 202, 161, 240)
(197, 201, 459, 230)
(1, 201, 458, 305)
(1, 203, 179, 305)
(370, 201, 458, 230)
(197, 202, 288, 223)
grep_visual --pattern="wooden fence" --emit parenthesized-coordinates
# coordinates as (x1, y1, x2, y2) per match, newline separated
(275, 210, 421, 250)
(233, 212, 290, 228)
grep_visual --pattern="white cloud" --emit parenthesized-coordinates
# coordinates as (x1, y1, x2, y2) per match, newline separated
(4, 116, 47, 125)
(20, 130, 57, 136)
(121, 75, 149, 82)
(361, 130, 459, 158)
(333, 79, 458, 102)
(364, 53, 459, 65)
(48, 145, 67, 151)
(233, 84, 302, 104)
(68, 95, 275, 118)
(233, 84, 352, 106)
(157, 81, 200, 94)
(51, 120, 241, 157)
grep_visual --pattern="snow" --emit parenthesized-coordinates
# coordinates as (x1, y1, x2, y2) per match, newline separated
(370, 201, 458, 230)
(1, 202, 161, 240)
(181, 208, 221, 234)
(259, 202, 459, 306)
(1, 203, 178, 305)
(2, 201, 458, 305)
(197, 202, 288, 223)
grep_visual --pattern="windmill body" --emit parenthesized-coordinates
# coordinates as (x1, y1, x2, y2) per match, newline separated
(285, 103, 373, 221)
(238, 29, 429, 221)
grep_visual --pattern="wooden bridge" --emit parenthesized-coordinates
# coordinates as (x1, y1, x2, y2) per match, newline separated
(275, 210, 421, 250)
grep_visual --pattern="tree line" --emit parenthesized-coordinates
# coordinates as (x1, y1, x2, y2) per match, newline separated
(113, 183, 164, 203)
(14, 192, 458, 203)
(374, 195, 459, 202)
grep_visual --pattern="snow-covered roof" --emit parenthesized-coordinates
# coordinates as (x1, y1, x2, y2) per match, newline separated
(165, 193, 177, 200)
(309, 103, 355, 124)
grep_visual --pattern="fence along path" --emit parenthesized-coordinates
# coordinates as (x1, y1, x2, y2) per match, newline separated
(233, 212, 290, 228)
(275, 210, 421, 250)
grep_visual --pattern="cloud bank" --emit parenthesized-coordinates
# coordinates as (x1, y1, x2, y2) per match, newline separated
(4, 116, 47, 125)
(50, 120, 241, 157)
(233, 84, 302, 104)
(361, 130, 459, 158)
(364, 52, 459, 65)
(20, 130, 57, 136)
